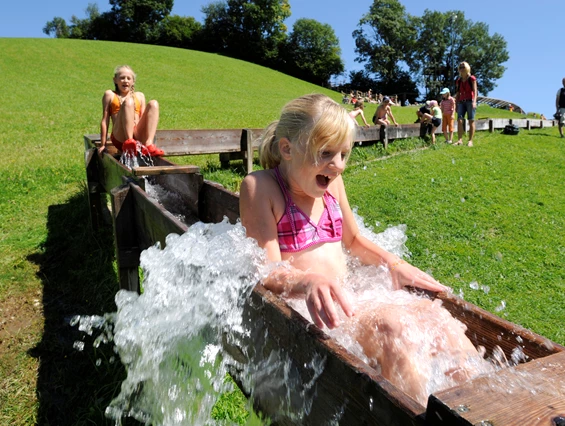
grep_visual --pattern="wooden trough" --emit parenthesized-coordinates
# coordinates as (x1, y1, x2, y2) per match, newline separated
(85, 130, 565, 425)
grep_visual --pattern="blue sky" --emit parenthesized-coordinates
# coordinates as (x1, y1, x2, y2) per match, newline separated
(2, 0, 564, 116)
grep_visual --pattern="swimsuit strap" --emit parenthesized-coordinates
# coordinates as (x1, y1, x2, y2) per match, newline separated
(273, 166, 298, 237)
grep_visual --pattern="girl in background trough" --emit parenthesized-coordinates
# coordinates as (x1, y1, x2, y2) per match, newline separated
(99, 65, 164, 157)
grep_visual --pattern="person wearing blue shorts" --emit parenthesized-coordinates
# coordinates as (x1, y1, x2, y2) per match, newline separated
(454, 62, 478, 147)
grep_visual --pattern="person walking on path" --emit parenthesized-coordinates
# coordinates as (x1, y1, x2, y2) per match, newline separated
(555, 78, 565, 138)
(454, 62, 478, 147)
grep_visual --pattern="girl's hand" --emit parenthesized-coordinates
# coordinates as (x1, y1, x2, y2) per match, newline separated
(303, 272, 354, 329)
(389, 260, 449, 293)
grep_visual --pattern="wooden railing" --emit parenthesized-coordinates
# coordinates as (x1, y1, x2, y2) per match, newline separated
(85, 118, 556, 174)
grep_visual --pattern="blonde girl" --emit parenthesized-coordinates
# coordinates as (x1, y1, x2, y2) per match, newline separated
(239, 94, 486, 404)
(454, 61, 478, 146)
(100, 65, 163, 156)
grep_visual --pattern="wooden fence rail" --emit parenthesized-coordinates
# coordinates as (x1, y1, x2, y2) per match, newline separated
(85, 118, 556, 174)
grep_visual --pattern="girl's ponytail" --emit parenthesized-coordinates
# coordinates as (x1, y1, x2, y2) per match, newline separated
(258, 120, 281, 169)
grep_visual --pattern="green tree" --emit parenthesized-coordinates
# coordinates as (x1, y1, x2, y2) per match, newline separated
(108, 0, 174, 43)
(412, 10, 508, 97)
(43, 17, 70, 38)
(201, 0, 291, 67)
(283, 18, 344, 86)
(156, 15, 203, 49)
(352, 0, 416, 85)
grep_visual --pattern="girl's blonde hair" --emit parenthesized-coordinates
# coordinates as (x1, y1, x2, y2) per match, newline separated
(458, 61, 471, 77)
(258, 94, 356, 170)
(113, 65, 137, 93)
(354, 100, 365, 109)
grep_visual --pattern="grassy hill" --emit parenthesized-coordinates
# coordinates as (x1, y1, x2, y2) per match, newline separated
(0, 38, 562, 425)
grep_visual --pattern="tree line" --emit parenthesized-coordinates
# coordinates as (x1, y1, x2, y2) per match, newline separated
(44, 0, 508, 99)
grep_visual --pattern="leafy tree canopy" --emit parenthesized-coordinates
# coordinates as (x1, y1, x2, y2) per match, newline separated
(283, 18, 344, 86)
(353, 0, 508, 98)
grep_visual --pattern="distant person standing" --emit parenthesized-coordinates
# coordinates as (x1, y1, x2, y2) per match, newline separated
(440, 88, 456, 143)
(555, 78, 565, 138)
(454, 62, 478, 147)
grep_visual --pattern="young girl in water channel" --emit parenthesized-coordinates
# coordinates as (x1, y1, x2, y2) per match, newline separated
(99, 65, 164, 156)
(239, 94, 492, 405)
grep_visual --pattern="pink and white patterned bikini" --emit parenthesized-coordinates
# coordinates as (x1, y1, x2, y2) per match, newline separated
(273, 166, 343, 253)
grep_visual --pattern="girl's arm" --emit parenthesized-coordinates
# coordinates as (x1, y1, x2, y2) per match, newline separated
(472, 78, 478, 107)
(360, 111, 369, 126)
(335, 176, 448, 292)
(240, 172, 353, 328)
(99, 90, 113, 153)
(387, 107, 399, 126)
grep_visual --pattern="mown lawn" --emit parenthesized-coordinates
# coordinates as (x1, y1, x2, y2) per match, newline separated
(1, 38, 563, 425)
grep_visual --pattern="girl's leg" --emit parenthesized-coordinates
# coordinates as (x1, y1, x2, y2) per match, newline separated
(112, 97, 137, 143)
(355, 298, 483, 405)
(134, 100, 159, 146)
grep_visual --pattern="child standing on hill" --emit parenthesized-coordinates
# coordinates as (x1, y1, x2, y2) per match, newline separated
(239, 94, 489, 404)
(99, 65, 164, 156)
(440, 88, 456, 143)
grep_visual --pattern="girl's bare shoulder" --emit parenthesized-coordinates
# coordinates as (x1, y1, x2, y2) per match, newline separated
(242, 169, 278, 194)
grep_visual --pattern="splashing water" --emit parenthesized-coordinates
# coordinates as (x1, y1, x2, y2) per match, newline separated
(119, 141, 155, 169)
(72, 210, 563, 422)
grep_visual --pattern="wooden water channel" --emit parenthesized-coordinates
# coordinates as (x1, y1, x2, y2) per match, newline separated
(84, 122, 564, 426)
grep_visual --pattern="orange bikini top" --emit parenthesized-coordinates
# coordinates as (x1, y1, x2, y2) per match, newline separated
(109, 93, 141, 116)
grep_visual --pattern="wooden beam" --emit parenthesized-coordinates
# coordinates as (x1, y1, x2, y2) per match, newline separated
(426, 351, 565, 426)
(110, 184, 140, 293)
(132, 165, 200, 176)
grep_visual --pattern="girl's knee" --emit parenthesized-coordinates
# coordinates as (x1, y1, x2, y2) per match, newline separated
(147, 99, 159, 110)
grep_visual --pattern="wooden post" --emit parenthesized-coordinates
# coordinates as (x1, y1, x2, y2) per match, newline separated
(527, 120, 531, 130)
(380, 125, 388, 149)
(84, 147, 104, 230)
(243, 128, 254, 174)
(111, 183, 141, 293)
(489, 119, 494, 133)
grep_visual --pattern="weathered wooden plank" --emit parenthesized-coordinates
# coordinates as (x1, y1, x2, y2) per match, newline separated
(490, 118, 510, 130)
(154, 129, 264, 156)
(426, 351, 565, 426)
(474, 119, 490, 131)
(130, 183, 188, 250)
(132, 165, 200, 176)
(150, 157, 204, 220)
(510, 118, 529, 128)
(111, 184, 141, 293)
(198, 180, 240, 224)
(242, 285, 426, 425)
(438, 293, 564, 361)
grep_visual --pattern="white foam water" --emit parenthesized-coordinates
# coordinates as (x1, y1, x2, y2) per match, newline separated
(72, 211, 563, 423)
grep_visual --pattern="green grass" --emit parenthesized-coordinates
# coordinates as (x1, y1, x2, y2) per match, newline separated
(0, 38, 563, 425)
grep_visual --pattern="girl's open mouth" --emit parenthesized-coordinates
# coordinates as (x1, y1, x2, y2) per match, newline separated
(316, 174, 330, 188)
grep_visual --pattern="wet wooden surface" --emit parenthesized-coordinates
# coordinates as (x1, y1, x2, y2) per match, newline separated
(426, 351, 565, 426)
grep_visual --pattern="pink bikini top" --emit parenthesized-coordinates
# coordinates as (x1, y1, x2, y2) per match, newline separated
(274, 167, 343, 253)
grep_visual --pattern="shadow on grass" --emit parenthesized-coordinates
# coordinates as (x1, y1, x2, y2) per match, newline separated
(27, 187, 139, 425)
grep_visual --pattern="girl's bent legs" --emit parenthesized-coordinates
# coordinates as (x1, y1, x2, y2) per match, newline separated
(354, 299, 482, 405)
(113, 97, 137, 143)
(135, 100, 159, 146)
